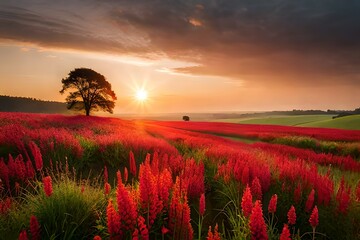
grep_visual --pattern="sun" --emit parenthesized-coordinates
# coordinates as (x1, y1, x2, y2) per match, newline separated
(135, 89, 148, 102)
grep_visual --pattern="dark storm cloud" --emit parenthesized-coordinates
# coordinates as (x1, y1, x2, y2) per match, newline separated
(1, 0, 360, 85)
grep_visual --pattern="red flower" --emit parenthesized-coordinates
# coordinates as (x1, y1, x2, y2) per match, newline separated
(199, 193, 205, 216)
(139, 162, 161, 228)
(356, 181, 360, 202)
(207, 224, 221, 240)
(106, 200, 121, 237)
(287, 205, 296, 225)
(251, 177, 262, 200)
(93, 236, 102, 240)
(18, 230, 28, 240)
(305, 189, 315, 213)
(124, 167, 128, 183)
(249, 200, 268, 240)
(268, 194, 277, 214)
(104, 183, 111, 195)
(336, 178, 351, 214)
(137, 216, 149, 240)
(42, 176, 53, 197)
(241, 166, 250, 186)
(161, 226, 170, 235)
(293, 182, 302, 204)
(104, 166, 108, 183)
(241, 185, 253, 217)
(129, 151, 137, 177)
(116, 180, 137, 231)
(29, 141, 43, 171)
(279, 224, 291, 240)
(30, 215, 40, 240)
(309, 206, 319, 228)
(26, 160, 35, 179)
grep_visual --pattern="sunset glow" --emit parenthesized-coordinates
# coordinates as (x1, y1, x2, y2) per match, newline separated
(0, 1, 359, 114)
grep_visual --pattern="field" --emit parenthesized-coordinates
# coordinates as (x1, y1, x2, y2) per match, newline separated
(213, 114, 360, 130)
(0, 112, 360, 240)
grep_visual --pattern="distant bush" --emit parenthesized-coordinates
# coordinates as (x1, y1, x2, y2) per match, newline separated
(182, 115, 190, 121)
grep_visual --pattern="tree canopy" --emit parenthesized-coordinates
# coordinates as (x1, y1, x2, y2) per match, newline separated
(60, 68, 117, 116)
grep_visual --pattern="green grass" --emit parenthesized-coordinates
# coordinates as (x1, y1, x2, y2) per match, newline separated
(233, 115, 334, 126)
(214, 114, 360, 130)
(299, 114, 360, 130)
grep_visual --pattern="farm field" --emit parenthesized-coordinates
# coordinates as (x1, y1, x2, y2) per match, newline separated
(0, 112, 360, 240)
(213, 114, 360, 130)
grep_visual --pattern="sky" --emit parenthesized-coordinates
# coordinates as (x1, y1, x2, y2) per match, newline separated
(0, 0, 359, 114)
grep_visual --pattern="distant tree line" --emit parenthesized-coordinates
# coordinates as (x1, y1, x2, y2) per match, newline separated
(0, 95, 69, 114)
(330, 107, 360, 119)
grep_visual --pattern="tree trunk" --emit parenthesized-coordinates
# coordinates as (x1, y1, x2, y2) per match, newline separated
(85, 108, 90, 116)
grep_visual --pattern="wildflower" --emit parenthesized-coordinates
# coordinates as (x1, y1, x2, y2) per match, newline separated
(279, 224, 291, 240)
(287, 205, 296, 225)
(116, 181, 137, 230)
(137, 216, 149, 240)
(104, 166, 108, 183)
(29, 141, 43, 171)
(93, 236, 102, 240)
(293, 182, 302, 204)
(43, 176, 53, 197)
(199, 193, 205, 216)
(251, 177, 262, 200)
(161, 226, 169, 235)
(124, 167, 128, 183)
(104, 182, 111, 195)
(30, 215, 40, 240)
(241, 166, 250, 186)
(26, 160, 35, 179)
(18, 230, 28, 240)
(356, 181, 360, 202)
(106, 200, 121, 237)
(241, 185, 253, 217)
(116, 170, 122, 185)
(309, 206, 319, 228)
(305, 189, 315, 213)
(207, 224, 221, 240)
(268, 194, 277, 214)
(249, 200, 268, 240)
(129, 151, 137, 177)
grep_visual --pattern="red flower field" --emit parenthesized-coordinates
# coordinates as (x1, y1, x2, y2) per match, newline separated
(0, 112, 359, 239)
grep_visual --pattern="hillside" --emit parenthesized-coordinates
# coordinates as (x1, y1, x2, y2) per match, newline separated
(299, 114, 360, 130)
(0, 95, 69, 114)
(214, 114, 360, 130)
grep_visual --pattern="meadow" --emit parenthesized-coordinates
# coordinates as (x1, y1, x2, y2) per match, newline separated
(0, 112, 359, 240)
(213, 114, 360, 130)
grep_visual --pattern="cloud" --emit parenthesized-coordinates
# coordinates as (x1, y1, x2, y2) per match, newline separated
(1, 0, 360, 86)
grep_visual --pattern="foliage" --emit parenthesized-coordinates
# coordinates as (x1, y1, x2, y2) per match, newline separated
(60, 68, 117, 116)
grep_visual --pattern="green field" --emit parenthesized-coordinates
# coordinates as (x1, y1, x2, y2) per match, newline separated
(214, 114, 360, 130)
(300, 114, 360, 130)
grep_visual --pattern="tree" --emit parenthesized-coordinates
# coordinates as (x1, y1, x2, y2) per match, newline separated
(182, 115, 190, 121)
(60, 68, 117, 116)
